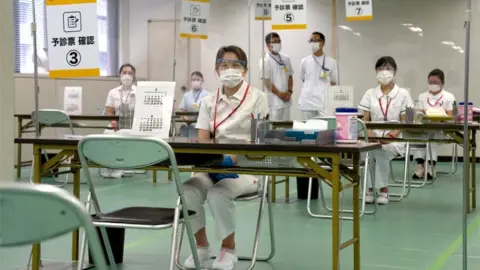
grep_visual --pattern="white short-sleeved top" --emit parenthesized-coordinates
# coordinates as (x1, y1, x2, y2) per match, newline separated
(179, 89, 209, 112)
(298, 54, 338, 111)
(105, 86, 136, 113)
(418, 89, 455, 112)
(259, 52, 294, 109)
(196, 81, 269, 141)
(359, 85, 414, 138)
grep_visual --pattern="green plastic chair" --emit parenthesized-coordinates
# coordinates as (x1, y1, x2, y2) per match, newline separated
(0, 183, 108, 270)
(77, 134, 201, 270)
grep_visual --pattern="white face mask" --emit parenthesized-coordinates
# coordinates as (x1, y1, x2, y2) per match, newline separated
(192, 80, 202, 90)
(311, 42, 321, 53)
(120, 74, 133, 86)
(219, 68, 244, 88)
(376, 70, 394, 85)
(428, 84, 441, 93)
(271, 43, 282, 53)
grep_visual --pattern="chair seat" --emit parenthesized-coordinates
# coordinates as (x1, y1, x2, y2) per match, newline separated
(92, 207, 196, 226)
(236, 192, 262, 201)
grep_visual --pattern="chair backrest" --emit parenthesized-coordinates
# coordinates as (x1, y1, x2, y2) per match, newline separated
(31, 109, 75, 134)
(77, 134, 182, 215)
(0, 183, 108, 270)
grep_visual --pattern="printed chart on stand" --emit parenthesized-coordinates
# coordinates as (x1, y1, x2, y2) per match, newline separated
(132, 81, 176, 138)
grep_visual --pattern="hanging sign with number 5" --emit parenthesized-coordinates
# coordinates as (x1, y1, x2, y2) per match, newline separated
(271, 0, 307, 30)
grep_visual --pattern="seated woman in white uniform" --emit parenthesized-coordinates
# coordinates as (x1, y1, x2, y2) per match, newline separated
(413, 69, 455, 179)
(101, 63, 137, 178)
(178, 71, 209, 137)
(358, 56, 413, 205)
(182, 45, 268, 270)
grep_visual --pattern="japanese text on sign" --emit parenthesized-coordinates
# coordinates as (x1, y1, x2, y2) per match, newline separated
(255, 0, 272, 21)
(46, 0, 100, 78)
(179, 0, 211, 40)
(271, 0, 307, 30)
(345, 0, 373, 21)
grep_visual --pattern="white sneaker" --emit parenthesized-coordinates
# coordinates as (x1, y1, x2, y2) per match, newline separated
(377, 192, 389, 205)
(413, 165, 425, 179)
(109, 170, 123, 179)
(365, 192, 374, 204)
(100, 168, 112, 178)
(212, 248, 238, 270)
(184, 246, 212, 269)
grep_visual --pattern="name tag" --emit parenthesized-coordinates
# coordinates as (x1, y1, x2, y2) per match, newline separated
(320, 71, 328, 79)
(283, 66, 289, 73)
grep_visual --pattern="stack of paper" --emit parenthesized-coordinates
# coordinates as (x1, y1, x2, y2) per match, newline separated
(292, 119, 328, 131)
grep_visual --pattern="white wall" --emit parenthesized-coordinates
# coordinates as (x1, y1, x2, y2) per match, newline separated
(124, 0, 332, 120)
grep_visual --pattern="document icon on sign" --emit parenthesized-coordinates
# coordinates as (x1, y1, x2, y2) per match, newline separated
(63, 11, 82, 33)
(190, 5, 201, 16)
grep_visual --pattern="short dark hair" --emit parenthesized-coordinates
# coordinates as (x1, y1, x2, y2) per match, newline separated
(428, 69, 445, 84)
(191, 71, 203, 80)
(119, 63, 136, 74)
(375, 56, 397, 72)
(312, 31, 325, 42)
(215, 45, 248, 70)
(265, 32, 280, 44)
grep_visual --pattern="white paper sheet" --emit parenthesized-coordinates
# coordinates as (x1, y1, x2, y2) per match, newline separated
(131, 81, 176, 138)
(292, 119, 328, 131)
(63, 86, 82, 115)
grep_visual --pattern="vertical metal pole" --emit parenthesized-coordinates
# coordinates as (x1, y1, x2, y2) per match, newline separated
(462, 1, 472, 269)
(248, 0, 252, 83)
(261, 1, 265, 93)
(173, 0, 178, 81)
(31, 0, 40, 138)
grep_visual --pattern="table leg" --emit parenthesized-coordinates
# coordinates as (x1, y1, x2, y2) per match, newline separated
(331, 155, 341, 270)
(32, 145, 42, 270)
(72, 158, 80, 261)
(153, 169, 157, 183)
(466, 135, 471, 214)
(16, 118, 22, 179)
(285, 177, 289, 202)
(352, 154, 361, 270)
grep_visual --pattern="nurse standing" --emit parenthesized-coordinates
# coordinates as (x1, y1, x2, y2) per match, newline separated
(178, 71, 209, 137)
(413, 69, 455, 179)
(299, 31, 338, 119)
(102, 63, 136, 178)
(259, 32, 294, 120)
(359, 56, 413, 205)
(182, 45, 268, 270)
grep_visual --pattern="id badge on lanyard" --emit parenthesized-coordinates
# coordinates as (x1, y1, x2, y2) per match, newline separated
(427, 95, 443, 107)
(212, 85, 250, 137)
(379, 96, 393, 121)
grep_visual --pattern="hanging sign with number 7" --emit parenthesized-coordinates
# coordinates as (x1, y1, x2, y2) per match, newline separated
(346, 0, 373, 21)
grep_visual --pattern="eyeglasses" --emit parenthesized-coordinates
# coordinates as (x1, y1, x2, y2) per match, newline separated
(268, 40, 282, 44)
(309, 39, 324, 43)
(216, 59, 246, 70)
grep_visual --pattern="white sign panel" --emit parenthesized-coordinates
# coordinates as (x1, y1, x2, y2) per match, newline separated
(179, 0, 211, 39)
(132, 81, 176, 139)
(63, 86, 83, 115)
(255, 0, 271, 21)
(325, 86, 354, 116)
(271, 0, 307, 30)
(345, 0, 373, 21)
(46, 0, 100, 78)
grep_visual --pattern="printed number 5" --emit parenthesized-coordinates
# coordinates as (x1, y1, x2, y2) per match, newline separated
(284, 13, 293, 22)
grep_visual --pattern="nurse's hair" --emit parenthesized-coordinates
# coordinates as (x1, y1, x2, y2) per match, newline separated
(311, 31, 325, 42)
(375, 56, 397, 72)
(215, 45, 248, 70)
(191, 71, 204, 80)
(428, 69, 445, 84)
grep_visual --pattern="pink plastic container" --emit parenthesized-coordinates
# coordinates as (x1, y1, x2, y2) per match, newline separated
(458, 102, 473, 123)
(335, 107, 358, 143)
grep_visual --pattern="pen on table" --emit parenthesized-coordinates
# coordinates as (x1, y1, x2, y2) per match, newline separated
(265, 113, 270, 120)
(250, 113, 254, 119)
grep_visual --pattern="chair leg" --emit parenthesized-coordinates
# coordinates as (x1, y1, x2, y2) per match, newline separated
(98, 226, 118, 270)
(168, 198, 182, 270)
(77, 194, 92, 270)
(388, 144, 411, 202)
(307, 155, 377, 219)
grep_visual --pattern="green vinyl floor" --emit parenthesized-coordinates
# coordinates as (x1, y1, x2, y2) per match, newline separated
(1, 161, 479, 270)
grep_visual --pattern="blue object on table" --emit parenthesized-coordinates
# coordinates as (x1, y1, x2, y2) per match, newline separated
(283, 129, 320, 141)
(209, 156, 239, 183)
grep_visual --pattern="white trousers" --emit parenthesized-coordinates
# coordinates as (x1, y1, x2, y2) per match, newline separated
(301, 110, 326, 120)
(269, 107, 291, 121)
(368, 143, 402, 189)
(182, 173, 259, 240)
(413, 143, 439, 162)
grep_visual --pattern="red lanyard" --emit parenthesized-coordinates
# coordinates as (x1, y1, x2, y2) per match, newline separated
(379, 97, 393, 121)
(427, 95, 443, 107)
(213, 85, 250, 135)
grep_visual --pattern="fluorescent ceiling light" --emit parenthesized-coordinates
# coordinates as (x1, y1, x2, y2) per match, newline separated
(352, 32, 361, 36)
(338, 25, 352, 31)
(408, 26, 423, 32)
(418, 33, 423, 36)
(459, 50, 465, 54)
(441, 41, 455, 46)
(401, 23, 413, 26)
(453, 46, 461, 50)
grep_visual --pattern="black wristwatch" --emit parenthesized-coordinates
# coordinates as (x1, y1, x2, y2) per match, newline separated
(287, 90, 293, 94)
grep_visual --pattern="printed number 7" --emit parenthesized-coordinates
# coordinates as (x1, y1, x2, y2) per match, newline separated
(356, 7, 363, 15)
